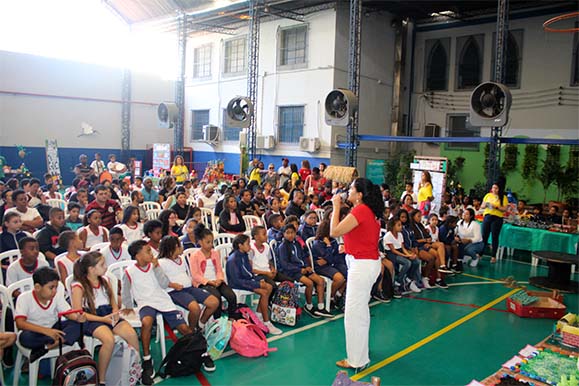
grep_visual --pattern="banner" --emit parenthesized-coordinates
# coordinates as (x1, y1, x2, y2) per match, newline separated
(45, 139, 61, 177)
(152, 143, 171, 173)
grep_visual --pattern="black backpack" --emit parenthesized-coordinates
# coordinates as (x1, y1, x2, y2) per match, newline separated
(157, 332, 207, 378)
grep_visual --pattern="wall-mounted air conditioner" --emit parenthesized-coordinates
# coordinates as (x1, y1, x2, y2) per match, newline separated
(202, 125, 220, 142)
(299, 137, 321, 152)
(256, 135, 275, 149)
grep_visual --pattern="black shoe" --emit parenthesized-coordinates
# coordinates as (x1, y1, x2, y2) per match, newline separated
(303, 306, 320, 319)
(451, 263, 463, 274)
(435, 279, 449, 289)
(438, 265, 453, 274)
(141, 358, 155, 385)
(393, 287, 402, 299)
(313, 308, 334, 318)
(372, 292, 391, 303)
(201, 353, 216, 372)
(29, 347, 48, 363)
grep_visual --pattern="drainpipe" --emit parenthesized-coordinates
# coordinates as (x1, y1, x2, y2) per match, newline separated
(406, 20, 416, 138)
(389, 18, 408, 153)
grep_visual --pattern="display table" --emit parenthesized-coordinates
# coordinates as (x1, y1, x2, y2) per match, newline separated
(529, 251, 579, 293)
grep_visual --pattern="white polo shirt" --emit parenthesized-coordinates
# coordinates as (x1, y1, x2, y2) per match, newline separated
(15, 289, 71, 328)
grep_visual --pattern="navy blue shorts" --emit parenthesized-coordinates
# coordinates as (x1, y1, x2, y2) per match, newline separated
(315, 264, 340, 279)
(169, 287, 211, 309)
(139, 306, 186, 330)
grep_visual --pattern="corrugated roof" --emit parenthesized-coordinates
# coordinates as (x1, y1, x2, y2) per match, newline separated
(104, 0, 217, 24)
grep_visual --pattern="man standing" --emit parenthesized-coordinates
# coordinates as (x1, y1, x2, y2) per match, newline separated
(277, 158, 291, 189)
(85, 185, 122, 230)
(90, 153, 105, 176)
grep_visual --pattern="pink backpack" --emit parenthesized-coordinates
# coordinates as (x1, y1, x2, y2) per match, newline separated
(237, 304, 269, 334)
(230, 319, 277, 357)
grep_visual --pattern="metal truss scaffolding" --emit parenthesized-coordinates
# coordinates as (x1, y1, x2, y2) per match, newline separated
(247, 0, 260, 162)
(346, 0, 362, 167)
(174, 13, 188, 155)
(121, 68, 131, 160)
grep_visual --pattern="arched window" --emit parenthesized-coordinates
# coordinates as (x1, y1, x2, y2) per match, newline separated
(491, 30, 523, 88)
(425, 39, 449, 91)
(457, 36, 482, 89)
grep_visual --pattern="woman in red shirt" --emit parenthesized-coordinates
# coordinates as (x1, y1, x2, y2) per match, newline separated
(330, 178, 384, 371)
(298, 160, 311, 182)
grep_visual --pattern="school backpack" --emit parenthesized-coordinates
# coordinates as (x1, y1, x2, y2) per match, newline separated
(236, 303, 269, 334)
(157, 332, 207, 378)
(52, 310, 99, 386)
(270, 281, 301, 326)
(229, 319, 277, 358)
(204, 316, 232, 360)
(105, 340, 142, 386)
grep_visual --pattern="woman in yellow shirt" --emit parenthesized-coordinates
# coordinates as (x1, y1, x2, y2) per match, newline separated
(171, 155, 189, 183)
(481, 181, 508, 264)
(417, 171, 434, 216)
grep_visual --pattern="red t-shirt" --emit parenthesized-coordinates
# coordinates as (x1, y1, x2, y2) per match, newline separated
(298, 168, 311, 182)
(86, 199, 120, 230)
(343, 204, 380, 260)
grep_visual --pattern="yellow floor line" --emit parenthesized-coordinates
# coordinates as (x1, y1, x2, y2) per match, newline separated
(461, 272, 502, 282)
(351, 288, 520, 381)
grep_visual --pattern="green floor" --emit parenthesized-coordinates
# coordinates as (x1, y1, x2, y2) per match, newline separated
(10, 256, 579, 385)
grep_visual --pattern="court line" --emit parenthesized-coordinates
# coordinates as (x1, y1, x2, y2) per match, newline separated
(407, 295, 510, 313)
(350, 288, 520, 381)
(461, 272, 502, 282)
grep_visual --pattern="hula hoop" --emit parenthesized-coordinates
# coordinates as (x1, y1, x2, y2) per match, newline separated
(543, 11, 579, 33)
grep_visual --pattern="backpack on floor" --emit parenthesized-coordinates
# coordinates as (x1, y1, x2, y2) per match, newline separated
(204, 316, 232, 360)
(105, 340, 142, 386)
(270, 281, 301, 326)
(230, 319, 277, 358)
(236, 303, 269, 334)
(157, 332, 207, 378)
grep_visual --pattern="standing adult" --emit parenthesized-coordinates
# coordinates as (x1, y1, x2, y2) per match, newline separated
(330, 178, 384, 370)
(85, 185, 122, 230)
(481, 179, 508, 264)
(170, 155, 189, 184)
(90, 153, 105, 176)
(277, 158, 291, 189)
(417, 171, 434, 216)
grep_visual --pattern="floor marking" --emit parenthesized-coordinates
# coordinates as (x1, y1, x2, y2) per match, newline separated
(448, 281, 529, 287)
(407, 295, 510, 313)
(461, 272, 502, 282)
(350, 288, 520, 381)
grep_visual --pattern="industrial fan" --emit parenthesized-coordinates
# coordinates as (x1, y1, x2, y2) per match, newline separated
(469, 82, 512, 127)
(324, 89, 358, 126)
(226, 97, 253, 128)
(157, 102, 178, 129)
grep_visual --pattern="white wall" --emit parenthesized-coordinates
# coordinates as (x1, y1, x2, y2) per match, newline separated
(184, 8, 337, 159)
(410, 13, 579, 145)
(0, 50, 174, 149)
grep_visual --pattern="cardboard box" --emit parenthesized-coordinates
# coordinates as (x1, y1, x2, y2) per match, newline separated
(507, 290, 566, 319)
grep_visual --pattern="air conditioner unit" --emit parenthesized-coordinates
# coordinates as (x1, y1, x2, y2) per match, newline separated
(202, 124, 220, 142)
(256, 135, 275, 149)
(424, 123, 440, 137)
(299, 137, 321, 152)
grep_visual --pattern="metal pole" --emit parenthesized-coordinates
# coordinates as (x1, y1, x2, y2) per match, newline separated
(487, 0, 509, 187)
(174, 13, 188, 155)
(121, 68, 131, 161)
(346, 0, 362, 167)
(247, 0, 260, 163)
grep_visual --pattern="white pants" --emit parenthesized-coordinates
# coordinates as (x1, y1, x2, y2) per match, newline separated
(344, 254, 381, 367)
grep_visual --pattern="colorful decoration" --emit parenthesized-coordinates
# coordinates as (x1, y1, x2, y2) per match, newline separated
(17, 145, 26, 159)
(203, 160, 225, 183)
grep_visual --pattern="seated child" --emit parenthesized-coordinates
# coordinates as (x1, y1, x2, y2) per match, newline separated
(438, 215, 460, 270)
(226, 234, 282, 335)
(298, 210, 318, 241)
(143, 219, 163, 258)
(15, 267, 86, 363)
(383, 217, 417, 299)
(6, 237, 49, 288)
(180, 218, 199, 250)
(78, 210, 109, 250)
(157, 235, 219, 332)
(266, 214, 284, 243)
(264, 197, 285, 228)
(189, 224, 237, 318)
(250, 226, 293, 292)
(116, 206, 144, 244)
(276, 224, 332, 318)
(71, 252, 139, 385)
(56, 231, 83, 283)
(100, 227, 131, 267)
(122, 240, 215, 385)
(65, 202, 83, 232)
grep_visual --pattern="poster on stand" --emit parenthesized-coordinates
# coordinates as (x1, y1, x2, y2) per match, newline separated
(152, 143, 171, 175)
(410, 156, 447, 215)
(45, 140, 62, 180)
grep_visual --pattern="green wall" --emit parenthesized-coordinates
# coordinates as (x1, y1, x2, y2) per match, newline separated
(440, 142, 574, 204)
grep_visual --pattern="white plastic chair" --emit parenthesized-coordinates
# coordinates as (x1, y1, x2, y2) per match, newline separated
(89, 242, 110, 252)
(305, 237, 332, 312)
(146, 209, 161, 220)
(0, 285, 11, 386)
(46, 199, 66, 211)
(119, 196, 131, 208)
(140, 201, 161, 212)
(107, 261, 167, 358)
(213, 233, 235, 247)
(0, 250, 22, 286)
(199, 207, 213, 230)
(218, 244, 255, 306)
(261, 214, 268, 230)
(242, 215, 262, 230)
(315, 208, 326, 223)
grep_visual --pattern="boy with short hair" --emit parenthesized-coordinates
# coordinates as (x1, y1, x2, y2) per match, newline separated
(298, 211, 318, 241)
(100, 227, 131, 266)
(267, 214, 284, 243)
(65, 202, 83, 231)
(7, 238, 49, 288)
(15, 267, 86, 362)
(143, 220, 163, 257)
(122, 240, 215, 385)
(35, 207, 71, 264)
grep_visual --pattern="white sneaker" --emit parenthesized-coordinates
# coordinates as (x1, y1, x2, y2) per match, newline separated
(470, 258, 479, 267)
(265, 321, 282, 335)
(422, 277, 433, 289)
(463, 255, 472, 265)
(256, 312, 264, 321)
(409, 280, 422, 293)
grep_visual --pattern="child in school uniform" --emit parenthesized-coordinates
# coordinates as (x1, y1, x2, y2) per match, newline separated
(122, 240, 215, 385)
(266, 214, 284, 243)
(180, 218, 199, 250)
(71, 252, 140, 386)
(56, 231, 83, 283)
(99, 227, 131, 267)
(264, 197, 285, 228)
(6, 237, 49, 287)
(298, 210, 318, 241)
(382, 217, 417, 299)
(116, 206, 144, 244)
(15, 267, 86, 363)
(157, 235, 219, 332)
(276, 224, 332, 318)
(249, 225, 293, 290)
(143, 219, 163, 258)
(226, 234, 282, 335)
(65, 202, 83, 232)
(78, 210, 109, 250)
(1, 212, 27, 253)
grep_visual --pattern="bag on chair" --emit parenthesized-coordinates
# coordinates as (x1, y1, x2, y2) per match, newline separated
(229, 319, 276, 358)
(204, 316, 232, 360)
(270, 281, 301, 326)
(105, 340, 142, 386)
(236, 303, 269, 334)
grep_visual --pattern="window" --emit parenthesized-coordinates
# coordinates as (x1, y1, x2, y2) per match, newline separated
(572, 23, 579, 86)
(278, 106, 304, 144)
(279, 25, 307, 67)
(223, 38, 247, 74)
(491, 30, 523, 88)
(222, 109, 241, 142)
(446, 114, 480, 150)
(456, 35, 484, 90)
(424, 38, 450, 91)
(190, 110, 210, 140)
(193, 45, 212, 78)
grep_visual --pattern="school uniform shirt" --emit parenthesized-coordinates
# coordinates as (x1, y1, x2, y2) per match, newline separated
(122, 262, 175, 312)
(343, 204, 380, 260)
(311, 238, 342, 266)
(6, 258, 49, 286)
(148, 243, 160, 258)
(382, 231, 404, 251)
(57, 253, 80, 279)
(71, 276, 111, 310)
(158, 257, 193, 291)
(298, 224, 317, 242)
(267, 227, 283, 243)
(100, 245, 131, 267)
(401, 224, 417, 250)
(79, 225, 109, 249)
(189, 249, 225, 287)
(116, 223, 144, 244)
(249, 241, 272, 272)
(36, 224, 71, 257)
(0, 230, 27, 253)
(276, 240, 307, 278)
(285, 201, 305, 218)
(226, 250, 260, 291)
(15, 289, 71, 328)
(438, 224, 456, 245)
(426, 226, 439, 242)
(456, 220, 482, 243)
